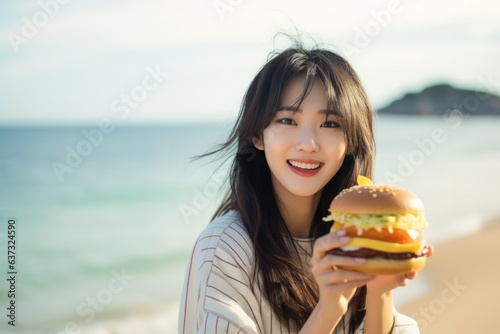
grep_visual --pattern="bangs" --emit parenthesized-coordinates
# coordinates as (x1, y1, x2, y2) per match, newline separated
(276, 64, 348, 129)
(311, 51, 372, 155)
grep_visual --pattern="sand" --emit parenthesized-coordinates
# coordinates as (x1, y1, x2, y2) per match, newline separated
(399, 222, 500, 333)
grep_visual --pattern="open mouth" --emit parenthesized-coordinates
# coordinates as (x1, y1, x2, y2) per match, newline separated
(287, 160, 322, 170)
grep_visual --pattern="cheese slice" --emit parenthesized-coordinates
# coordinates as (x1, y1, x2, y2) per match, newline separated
(347, 237, 423, 254)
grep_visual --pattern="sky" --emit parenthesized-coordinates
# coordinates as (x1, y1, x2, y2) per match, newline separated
(1, 0, 499, 125)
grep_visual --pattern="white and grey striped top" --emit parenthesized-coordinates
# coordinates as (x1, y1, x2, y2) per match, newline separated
(178, 210, 419, 333)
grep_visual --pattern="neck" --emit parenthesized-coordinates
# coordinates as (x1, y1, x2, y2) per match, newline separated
(275, 189, 322, 239)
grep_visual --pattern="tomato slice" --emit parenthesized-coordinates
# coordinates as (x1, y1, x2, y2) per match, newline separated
(333, 222, 423, 244)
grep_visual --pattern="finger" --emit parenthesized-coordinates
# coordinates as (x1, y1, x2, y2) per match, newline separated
(322, 276, 373, 293)
(316, 269, 373, 285)
(393, 272, 417, 287)
(404, 272, 418, 280)
(311, 230, 351, 263)
(427, 244, 435, 257)
(312, 254, 366, 276)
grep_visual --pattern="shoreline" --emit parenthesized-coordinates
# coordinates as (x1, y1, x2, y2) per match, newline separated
(24, 220, 499, 334)
(399, 220, 500, 333)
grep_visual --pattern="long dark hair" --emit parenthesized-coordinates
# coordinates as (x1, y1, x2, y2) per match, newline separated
(202, 45, 375, 331)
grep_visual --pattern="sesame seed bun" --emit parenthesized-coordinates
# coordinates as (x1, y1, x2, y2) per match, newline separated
(324, 181, 430, 275)
(329, 184, 425, 215)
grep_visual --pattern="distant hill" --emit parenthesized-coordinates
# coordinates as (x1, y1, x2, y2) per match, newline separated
(378, 83, 500, 116)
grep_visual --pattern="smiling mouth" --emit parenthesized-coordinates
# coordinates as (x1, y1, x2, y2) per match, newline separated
(287, 160, 322, 170)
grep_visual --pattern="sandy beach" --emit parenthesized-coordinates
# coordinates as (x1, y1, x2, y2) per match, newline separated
(400, 221, 500, 333)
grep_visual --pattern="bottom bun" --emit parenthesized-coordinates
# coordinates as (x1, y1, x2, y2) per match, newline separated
(340, 256, 427, 275)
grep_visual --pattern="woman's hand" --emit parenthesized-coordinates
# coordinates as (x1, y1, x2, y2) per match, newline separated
(310, 229, 374, 315)
(300, 229, 373, 333)
(366, 272, 416, 297)
(366, 244, 434, 296)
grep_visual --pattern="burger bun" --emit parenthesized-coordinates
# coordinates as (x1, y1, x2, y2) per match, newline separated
(340, 256, 427, 275)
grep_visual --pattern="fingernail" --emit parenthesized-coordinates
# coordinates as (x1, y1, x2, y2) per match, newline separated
(354, 257, 366, 263)
(339, 236, 351, 243)
(335, 230, 346, 236)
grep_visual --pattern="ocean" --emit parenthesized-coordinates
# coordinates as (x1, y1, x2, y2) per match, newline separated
(1, 115, 499, 333)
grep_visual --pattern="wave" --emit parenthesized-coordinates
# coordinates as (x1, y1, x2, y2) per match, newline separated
(76, 304, 180, 334)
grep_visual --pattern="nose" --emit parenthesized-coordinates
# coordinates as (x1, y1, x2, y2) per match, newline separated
(295, 125, 319, 153)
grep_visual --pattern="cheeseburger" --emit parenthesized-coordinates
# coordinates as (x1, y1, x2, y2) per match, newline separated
(323, 176, 431, 275)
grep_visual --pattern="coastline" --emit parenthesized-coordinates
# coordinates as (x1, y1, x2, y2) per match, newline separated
(37, 222, 499, 334)
(399, 220, 500, 333)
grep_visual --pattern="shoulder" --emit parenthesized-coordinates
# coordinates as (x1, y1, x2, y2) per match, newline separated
(351, 309, 420, 334)
(193, 210, 254, 268)
(392, 310, 420, 333)
(179, 211, 261, 333)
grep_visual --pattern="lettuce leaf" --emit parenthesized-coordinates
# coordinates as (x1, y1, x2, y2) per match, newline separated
(323, 212, 428, 233)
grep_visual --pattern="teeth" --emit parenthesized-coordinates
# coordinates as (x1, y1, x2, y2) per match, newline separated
(288, 160, 321, 170)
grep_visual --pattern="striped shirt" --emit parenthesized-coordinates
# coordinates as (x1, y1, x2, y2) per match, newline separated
(178, 210, 419, 333)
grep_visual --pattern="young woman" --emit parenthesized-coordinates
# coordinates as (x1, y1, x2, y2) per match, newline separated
(179, 45, 424, 333)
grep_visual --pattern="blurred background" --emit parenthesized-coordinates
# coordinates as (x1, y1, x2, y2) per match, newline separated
(1, 0, 499, 333)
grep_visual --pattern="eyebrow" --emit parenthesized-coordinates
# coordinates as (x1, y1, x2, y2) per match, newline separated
(276, 106, 341, 116)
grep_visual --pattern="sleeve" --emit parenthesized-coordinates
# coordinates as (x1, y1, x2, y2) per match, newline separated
(351, 308, 420, 334)
(178, 222, 264, 334)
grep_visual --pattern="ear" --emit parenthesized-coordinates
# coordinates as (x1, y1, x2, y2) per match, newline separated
(252, 135, 264, 151)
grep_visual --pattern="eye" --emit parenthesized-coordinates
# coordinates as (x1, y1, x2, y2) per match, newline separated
(277, 118, 296, 125)
(321, 121, 339, 128)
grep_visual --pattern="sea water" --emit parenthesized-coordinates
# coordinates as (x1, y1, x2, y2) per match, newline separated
(0, 115, 499, 333)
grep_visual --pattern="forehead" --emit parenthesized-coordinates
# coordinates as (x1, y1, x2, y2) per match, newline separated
(279, 75, 328, 108)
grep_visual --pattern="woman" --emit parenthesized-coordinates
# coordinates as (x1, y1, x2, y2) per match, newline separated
(179, 45, 424, 333)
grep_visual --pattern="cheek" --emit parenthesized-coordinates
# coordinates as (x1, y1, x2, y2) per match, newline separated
(323, 133, 347, 157)
(263, 126, 292, 148)
(261, 126, 275, 147)
(339, 140, 347, 157)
